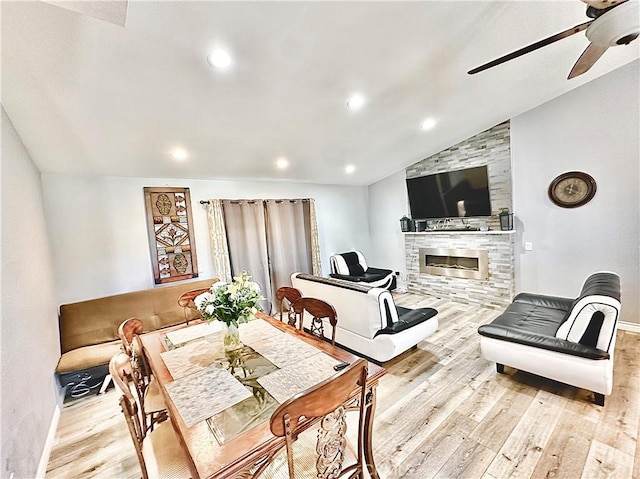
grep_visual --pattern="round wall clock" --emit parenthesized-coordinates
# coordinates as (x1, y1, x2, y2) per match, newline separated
(548, 171, 597, 208)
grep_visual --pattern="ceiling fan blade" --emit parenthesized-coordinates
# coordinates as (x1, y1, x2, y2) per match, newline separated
(567, 42, 608, 79)
(468, 21, 593, 75)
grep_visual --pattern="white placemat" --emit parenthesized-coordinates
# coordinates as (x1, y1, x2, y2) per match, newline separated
(160, 338, 225, 379)
(237, 319, 283, 344)
(165, 321, 224, 346)
(257, 353, 342, 403)
(246, 333, 320, 368)
(165, 366, 252, 428)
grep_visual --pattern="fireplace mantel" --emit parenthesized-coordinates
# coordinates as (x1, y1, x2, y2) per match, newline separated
(405, 231, 515, 309)
(403, 230, 516, 236)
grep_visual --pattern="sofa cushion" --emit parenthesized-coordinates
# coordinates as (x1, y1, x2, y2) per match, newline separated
(490, 302, 567, 336)
(374, 308, 437, 337)
(477, 323, 610, 360)
(56, 340, 122, 374)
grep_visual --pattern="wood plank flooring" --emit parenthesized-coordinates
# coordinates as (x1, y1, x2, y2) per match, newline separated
(46, 294, 640, 479)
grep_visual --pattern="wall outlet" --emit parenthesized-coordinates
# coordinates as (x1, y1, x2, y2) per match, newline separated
(525, 242, 533, 251)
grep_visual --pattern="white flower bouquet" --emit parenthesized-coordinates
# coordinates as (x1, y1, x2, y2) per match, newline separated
(194, 272, 263, 328)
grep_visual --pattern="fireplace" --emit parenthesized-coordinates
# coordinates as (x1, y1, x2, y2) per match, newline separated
(419, 247, 488, 280)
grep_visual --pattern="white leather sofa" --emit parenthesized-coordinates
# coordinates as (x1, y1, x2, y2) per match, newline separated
(478, 272, 621, 406)
(291, 273, 438, 363)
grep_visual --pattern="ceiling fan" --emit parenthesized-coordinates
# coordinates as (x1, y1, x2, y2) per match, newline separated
(468, 0, 639, 79)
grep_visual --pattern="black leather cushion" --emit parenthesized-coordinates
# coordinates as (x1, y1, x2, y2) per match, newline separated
(348, 264, 366, 276)
(513, 293, 574, 311)
(478, 323, 610, 360)
(490, 302, 567, 336)
(375, 308, 438, 337)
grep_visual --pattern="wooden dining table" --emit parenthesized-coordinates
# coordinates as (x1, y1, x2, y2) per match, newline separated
(140, 312, 386, 479)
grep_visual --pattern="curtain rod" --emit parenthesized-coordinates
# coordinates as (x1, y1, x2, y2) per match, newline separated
(199, 199, 310, 205)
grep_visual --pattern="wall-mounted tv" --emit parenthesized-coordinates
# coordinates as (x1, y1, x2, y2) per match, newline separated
(406, 165, 492, 219)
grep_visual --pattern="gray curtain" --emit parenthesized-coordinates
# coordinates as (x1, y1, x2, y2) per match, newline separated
(265, 200, 313, 304)
(221, 200, 271, 312)
(218, 198, 321, 315)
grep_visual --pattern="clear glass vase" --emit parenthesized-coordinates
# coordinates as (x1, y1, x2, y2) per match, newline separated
(223, 322, 241, 352)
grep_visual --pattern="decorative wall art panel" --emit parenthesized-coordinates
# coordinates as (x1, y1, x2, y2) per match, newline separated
(144, 187, 199, 284)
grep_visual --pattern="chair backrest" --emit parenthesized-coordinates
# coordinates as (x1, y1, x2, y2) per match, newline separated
(275, 287, 302, 324)
(117, 318, 153, 418)
(110, 353, 151, 478)
(330, 251, 367, 276)
(118, 317, 144, 356)
(177, 287, 212, 324)
(293, 297, 338, 345)
(269, 359, 368, 479)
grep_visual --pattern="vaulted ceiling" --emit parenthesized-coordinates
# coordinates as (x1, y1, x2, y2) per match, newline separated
(3, 1, 638, 186)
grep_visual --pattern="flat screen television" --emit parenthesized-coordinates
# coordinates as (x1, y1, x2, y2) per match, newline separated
(406, 166, 492, 219)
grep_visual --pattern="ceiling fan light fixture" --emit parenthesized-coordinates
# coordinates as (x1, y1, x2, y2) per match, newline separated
(585, 1, 640, 46)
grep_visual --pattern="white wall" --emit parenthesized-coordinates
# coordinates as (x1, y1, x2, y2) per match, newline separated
(41, 174, 371, 304)
(1, 108, 60, 478)
(512, 60, 639, 324)
(368, 61, 639, 324)
(367, 170, 408, 287)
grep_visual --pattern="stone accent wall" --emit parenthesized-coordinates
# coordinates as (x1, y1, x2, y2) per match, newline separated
(406, 121, 511, 231)
(405, 232, 515, 309)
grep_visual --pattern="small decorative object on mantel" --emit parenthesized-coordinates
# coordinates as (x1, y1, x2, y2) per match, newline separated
(144, 187, 199, 284)
(548, 171, 597, 208)
(400, 216, 412, 232)
(194, 272, 263, 351)
(499, 208, 514, 231)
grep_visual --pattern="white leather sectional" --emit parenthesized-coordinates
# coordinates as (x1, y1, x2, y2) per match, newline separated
(291, 273, 438, 363)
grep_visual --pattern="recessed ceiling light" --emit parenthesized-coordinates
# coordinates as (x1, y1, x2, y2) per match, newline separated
(207, 49, 232, 69)
(347, 93, 365, 110)
(345, 164, 356, 174)
(172, 148, 188, 161)
(275, 157, 289, 169)
(420, 118, 437, 131)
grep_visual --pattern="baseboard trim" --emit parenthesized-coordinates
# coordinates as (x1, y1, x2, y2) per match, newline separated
(36, 405, 60, 478)
(618, 321, 640, 333)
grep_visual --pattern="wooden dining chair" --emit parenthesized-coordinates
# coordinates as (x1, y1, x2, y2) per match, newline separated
(177, 287, 212, 324)
(293, 297, 338, 345)
(275, 286, 302, 326)
(260, 359, 371, 479)
(109, 353, 191, 479)
(118, 318, 167, 430)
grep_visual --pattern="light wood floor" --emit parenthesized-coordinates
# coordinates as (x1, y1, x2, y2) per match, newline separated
(46, 294, 640, 479)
